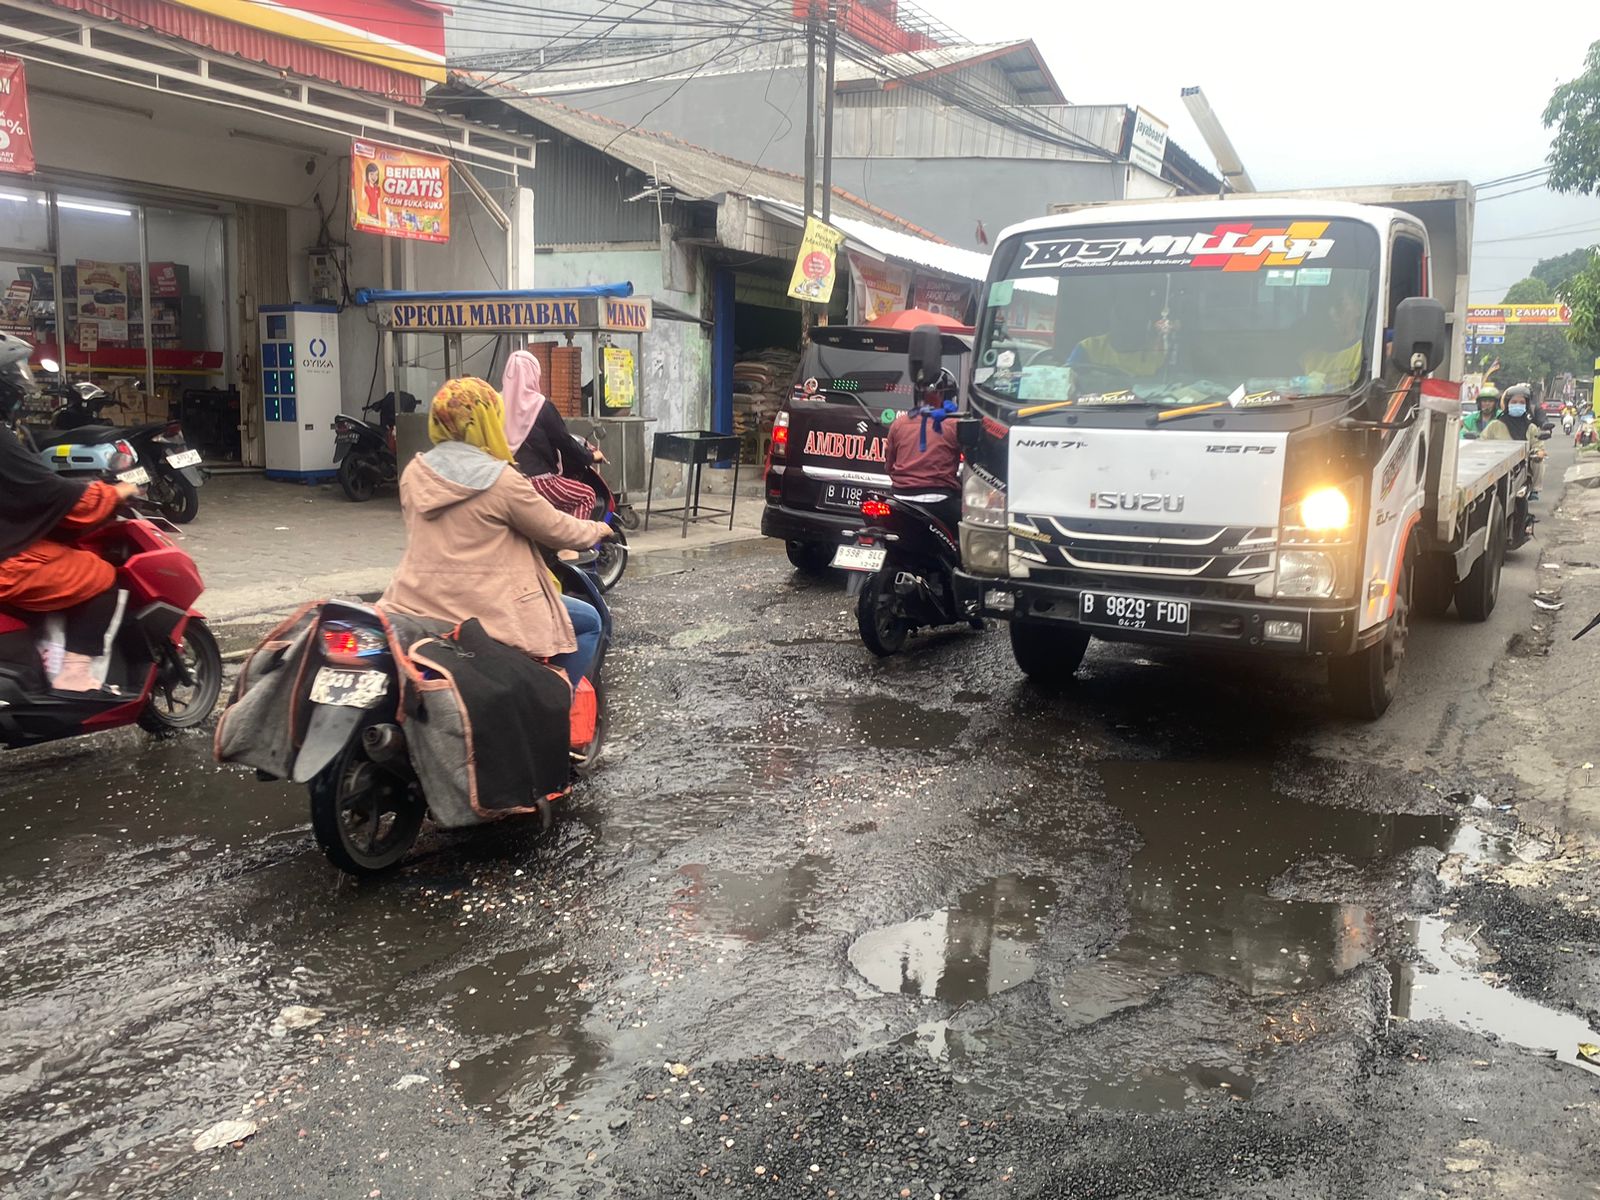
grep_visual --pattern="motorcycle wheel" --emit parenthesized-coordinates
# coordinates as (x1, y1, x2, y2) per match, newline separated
(138, 620, 223, 735)
(309, 741, 425, 876)
(156, 472, 200, 524)
(595, 526, 628, 592)
(856, 569, 910, 656)
(338, 454, 377, 502)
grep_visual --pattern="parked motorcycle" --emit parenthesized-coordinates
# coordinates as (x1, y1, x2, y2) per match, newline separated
(217, 557, 611, 876)
(0, 507, 222, 748)
(26, 362, 203, 523)
(334, 392, 414, 502)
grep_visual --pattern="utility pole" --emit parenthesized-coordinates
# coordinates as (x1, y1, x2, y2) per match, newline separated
(820, 0, 837, 222)
(802, 5, 817, 218)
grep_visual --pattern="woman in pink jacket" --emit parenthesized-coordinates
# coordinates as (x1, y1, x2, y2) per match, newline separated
(379, 377, 613, 683)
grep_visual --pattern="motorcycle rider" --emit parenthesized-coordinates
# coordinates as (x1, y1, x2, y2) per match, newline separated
(1492, 383, 1546, 499)
(379, 377, 614, 686)
(883, 371, 961, 529)
(1462, 384, 1501, 437)
(0, 333, 140, 692)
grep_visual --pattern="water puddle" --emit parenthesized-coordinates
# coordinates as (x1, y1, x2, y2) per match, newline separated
(848, 875, 1057, 1001)
(849, 760, 1594, 1111)
(668, 857, 826, 944)
(801, 694, 969, 750)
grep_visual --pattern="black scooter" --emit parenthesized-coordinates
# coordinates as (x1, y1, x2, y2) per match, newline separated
(31, 368, 204, 524)
(838, 326, 980, 657)
(333, 394, 404, 502)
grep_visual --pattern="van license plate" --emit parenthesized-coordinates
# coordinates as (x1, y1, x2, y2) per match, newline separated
(821, 482, 863, 511)
(831, 545, 886, 573)
(309, 666, 388, 708)
(1078, 591, 1190, 636)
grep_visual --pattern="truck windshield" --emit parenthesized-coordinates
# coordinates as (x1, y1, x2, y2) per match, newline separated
(973, 217, 1382, 409)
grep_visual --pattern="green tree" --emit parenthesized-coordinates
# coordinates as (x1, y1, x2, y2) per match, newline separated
(1543, 43, 1600, 357)
(1545, 40, 1600, 194)
(1532, 246, 1595, 288)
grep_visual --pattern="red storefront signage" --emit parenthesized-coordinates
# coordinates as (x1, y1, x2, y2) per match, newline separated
(0, 56, 36, 175)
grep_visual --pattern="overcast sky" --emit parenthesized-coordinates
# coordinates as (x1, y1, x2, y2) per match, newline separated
(922, 0, 1599, 300)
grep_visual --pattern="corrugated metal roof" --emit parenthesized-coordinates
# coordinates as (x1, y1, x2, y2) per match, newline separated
(497, 95, 949, 241)
(46, 0, 425, 103)
(833, 40, 1065, 104)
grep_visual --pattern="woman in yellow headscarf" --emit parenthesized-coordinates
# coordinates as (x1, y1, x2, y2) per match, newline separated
(381, 378, 613, 676)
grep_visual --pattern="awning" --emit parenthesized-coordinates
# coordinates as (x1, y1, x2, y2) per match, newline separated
(753, 199, 989, 282)
(353, 284, 634, 304)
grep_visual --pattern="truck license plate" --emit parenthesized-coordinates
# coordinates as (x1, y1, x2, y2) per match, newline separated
(831, 544, 886, 573)
(1078, 590, 1190, 636)
(165, 449, 201, 469)
(309, 666, 388, 708)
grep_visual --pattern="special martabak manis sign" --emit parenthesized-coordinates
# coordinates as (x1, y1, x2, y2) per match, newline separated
(381, 295, 653, 334)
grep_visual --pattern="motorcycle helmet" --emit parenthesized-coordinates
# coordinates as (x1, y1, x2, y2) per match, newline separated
(0, 331, 36, 421)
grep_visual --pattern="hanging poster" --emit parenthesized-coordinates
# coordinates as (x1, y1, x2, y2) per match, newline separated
(847, 253, 910, 324)
(0, 57, 36, 175)
(786, 217, 845, 303)
(350, 139, 450, 244)
(602, 345, 636, 410)
(911, 276, 974, 320)
(76, 260, 130, 346)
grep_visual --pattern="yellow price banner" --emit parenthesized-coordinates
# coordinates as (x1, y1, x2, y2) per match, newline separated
(787, 217, 846, 304)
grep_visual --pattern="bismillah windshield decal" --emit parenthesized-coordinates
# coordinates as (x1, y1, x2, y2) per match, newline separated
(1020, 221, 1335, 272)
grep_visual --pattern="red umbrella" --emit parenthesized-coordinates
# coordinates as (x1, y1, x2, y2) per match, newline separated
(866, 307, 973, 333)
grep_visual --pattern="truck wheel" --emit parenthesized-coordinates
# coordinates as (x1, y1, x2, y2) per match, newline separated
(1329, 559, 1412, 720)
(1455, 502, 1504, 622)
(1413, 552, 1454, 618)
(1009, 620, 1090, 683)
(785, 540, 834, 575)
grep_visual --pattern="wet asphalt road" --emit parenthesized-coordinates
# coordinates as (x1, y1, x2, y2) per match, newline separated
(4, 506, 1600, 1198)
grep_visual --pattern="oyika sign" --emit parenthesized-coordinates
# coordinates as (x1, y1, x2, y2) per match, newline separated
(301, 334, 335, 374)
(0, 57, 36, 175)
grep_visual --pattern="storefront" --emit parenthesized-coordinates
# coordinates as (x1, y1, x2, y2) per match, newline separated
(0, 0, 538, 470)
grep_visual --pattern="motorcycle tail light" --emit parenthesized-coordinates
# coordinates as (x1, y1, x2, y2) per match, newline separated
(115, 440, 133, 458)
(861, 499, 891, 518)
(320, 623, 387, 659)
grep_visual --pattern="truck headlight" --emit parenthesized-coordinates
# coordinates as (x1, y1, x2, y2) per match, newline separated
(963, 472, 1006, 529)
(1282, 480, 1360, 543)
(961, 526, 1008, 575)
(1275, 550, 1336, 598)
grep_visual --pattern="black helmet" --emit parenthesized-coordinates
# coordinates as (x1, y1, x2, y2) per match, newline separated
(0, 331, 35, 421)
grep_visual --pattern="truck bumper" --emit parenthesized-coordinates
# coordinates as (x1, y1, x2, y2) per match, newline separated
(953, 571, 1358, 656)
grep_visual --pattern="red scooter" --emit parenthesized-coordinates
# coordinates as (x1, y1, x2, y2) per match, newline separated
(0, 511, 222, 748)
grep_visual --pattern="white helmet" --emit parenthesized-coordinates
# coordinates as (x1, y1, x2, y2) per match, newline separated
(0, 331, 36, 419)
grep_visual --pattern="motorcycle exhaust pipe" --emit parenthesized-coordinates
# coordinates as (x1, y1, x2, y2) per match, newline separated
(362, 723, 407, 763)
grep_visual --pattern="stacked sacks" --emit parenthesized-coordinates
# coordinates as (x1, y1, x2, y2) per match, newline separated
(733, 347, 799, 464)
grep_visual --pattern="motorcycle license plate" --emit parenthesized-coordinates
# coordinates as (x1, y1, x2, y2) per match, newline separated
(831, 544, 886, 573)
(165, 449, 201, 469)
(118, 466, 150, 486)
(309, 666, 388, 708)
(1078, 590, 1190, 636)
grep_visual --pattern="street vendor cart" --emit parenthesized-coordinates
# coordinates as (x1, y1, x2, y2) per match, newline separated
(356, 284, 654, 515)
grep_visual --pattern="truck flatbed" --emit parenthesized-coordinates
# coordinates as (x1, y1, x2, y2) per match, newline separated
(1453, 438, 1527, 515)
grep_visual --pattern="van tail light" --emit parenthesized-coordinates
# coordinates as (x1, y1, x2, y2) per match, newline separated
(764, 410, 791, 479)
(861, 499, 891, 519)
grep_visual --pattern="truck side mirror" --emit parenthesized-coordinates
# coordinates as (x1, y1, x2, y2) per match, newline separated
(1390, 297, 1447, 375)
(907, 324, 943, 390)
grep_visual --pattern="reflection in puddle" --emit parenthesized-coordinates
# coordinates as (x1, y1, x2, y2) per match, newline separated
(803, 694, 969, 750)
(1057, 761, 1458, 1025)
(848, 875, 1057, 1001)
(670, 857, 825, 944)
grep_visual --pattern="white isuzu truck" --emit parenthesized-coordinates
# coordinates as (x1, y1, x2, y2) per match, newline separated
(952, 188, 1531, 717)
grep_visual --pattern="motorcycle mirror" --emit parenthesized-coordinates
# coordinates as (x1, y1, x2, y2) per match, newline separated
(1574, 611, 1600, 641)
(39, 357, 58, 373)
